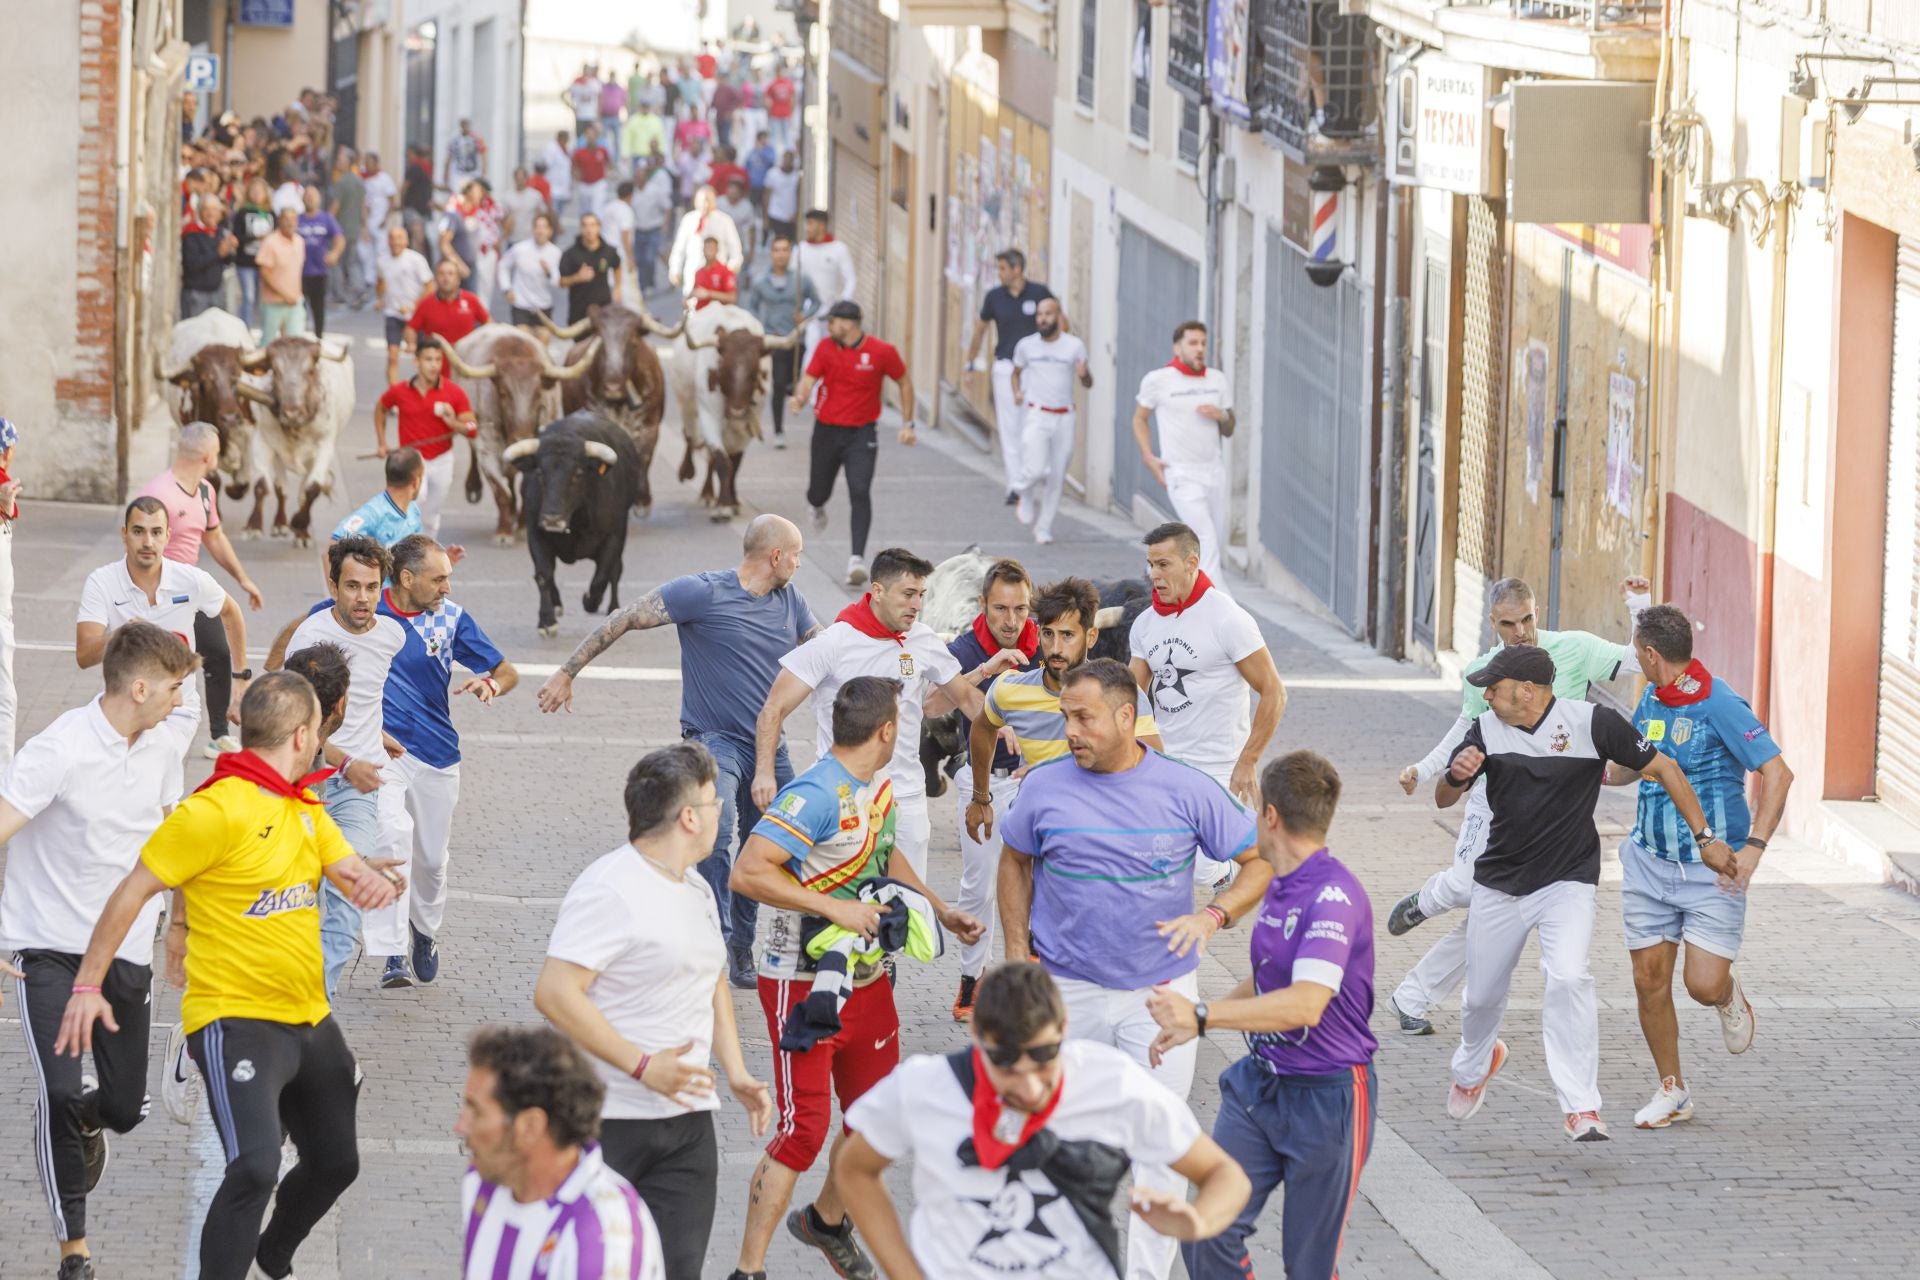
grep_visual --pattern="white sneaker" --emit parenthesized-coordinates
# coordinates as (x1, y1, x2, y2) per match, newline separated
(202, 734, 241, 760)
(1565, 1110, 1611, 1142)
(248, 1262, 295, 1280)
(1015, 489, 1034, 525)
(161, 1022, 201, 1125)
(1717, 966, 1756, 1054)
(1633, 1077, 1694, 1129)
(845, 555, 868, 587)
(1446, 1038, 1506, 1121)
(811, 505, 829, 532)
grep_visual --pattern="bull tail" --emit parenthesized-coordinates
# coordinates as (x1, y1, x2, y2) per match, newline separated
(464, 438, 484, 504)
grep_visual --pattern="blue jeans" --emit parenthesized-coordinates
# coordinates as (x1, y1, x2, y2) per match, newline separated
(633, 225, 663, 291)
(319, 775, 380, 997)
(236, 265, 260, 327)
(690, 731, 790, 948)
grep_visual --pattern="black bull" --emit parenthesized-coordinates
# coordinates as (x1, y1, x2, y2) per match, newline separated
(508, 411, 643, 637)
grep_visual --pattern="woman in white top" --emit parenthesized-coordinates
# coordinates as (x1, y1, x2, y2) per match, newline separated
(500, 210, 564, 331)
(667, 186, 743, 296)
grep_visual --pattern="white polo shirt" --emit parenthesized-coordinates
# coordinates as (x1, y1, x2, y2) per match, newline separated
(779, 619, 961, 801)
(1135, 362, 1233, 471)
(287, 604, 407, 763)
(1013, 332, 1089, 411)
(0, 697, 198, 964)
(1128, 585, 1267, 778)
(77, 558, 226, 715)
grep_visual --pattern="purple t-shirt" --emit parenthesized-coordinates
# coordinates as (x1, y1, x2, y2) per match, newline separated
(1246, 849, 1377, 1075)
(1001, 749, 1255, 990)
(296, 210, 343, 277)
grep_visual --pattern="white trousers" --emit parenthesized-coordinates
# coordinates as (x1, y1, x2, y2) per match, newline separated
(1163, 462, 1228, 580)
(1057, 970, 1200, 1280)
(1189, 761, 1243, 889)
(1451, 879, 1601, 1115)
(1015, 406, 1076, 542)
(893, 789, 931, 881)
(1392, 789, 1492, 1018)
(952, 774, 1021, 978)
(991, 359, 1023, 492)
(363, 755, 462, 956)
(418, 450, 458, 538)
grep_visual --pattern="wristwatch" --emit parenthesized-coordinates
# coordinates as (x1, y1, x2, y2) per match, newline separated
(1691, 824, 1717, 846)
(232, 668, 254, 681)
(1193, 1002, 1210, 1036)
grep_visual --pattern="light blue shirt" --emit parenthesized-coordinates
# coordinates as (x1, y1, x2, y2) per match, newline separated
(331, 491, 421, 546)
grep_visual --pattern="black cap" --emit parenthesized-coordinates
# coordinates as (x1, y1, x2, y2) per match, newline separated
(825, 299, 862, 323)
(1465, 644, 1556, 689)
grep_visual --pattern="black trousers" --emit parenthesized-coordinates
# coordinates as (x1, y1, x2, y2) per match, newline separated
(189, 1016, 361, 1280)
(600, 1111, 718, 1280)
(194, 609, 232, 739)
(770, 348, 798, 436)
(807, 423, 878, 558)
(301, 274, 329, 336)
(16, 949, 153, 1243)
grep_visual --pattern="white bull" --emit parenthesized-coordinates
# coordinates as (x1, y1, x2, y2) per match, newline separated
(669, 303, 804, 518)
(242, 335, 355, 546)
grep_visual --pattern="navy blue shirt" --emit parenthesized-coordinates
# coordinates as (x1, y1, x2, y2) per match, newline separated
(946, 624, 1031, 777)
(660, 570, 818, 750)
(978, 282, 1054, 360)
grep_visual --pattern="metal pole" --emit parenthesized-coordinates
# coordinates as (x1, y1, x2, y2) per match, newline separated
(1375, 176, 1408, 658)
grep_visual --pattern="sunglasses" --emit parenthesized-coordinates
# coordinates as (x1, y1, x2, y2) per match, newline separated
(981, 1039, 1065, 1069)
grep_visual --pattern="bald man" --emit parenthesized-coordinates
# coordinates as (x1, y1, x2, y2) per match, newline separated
(537, 516, 820, 987)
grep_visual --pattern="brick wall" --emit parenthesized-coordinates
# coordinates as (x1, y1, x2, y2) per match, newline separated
(60, 0, 122, 443)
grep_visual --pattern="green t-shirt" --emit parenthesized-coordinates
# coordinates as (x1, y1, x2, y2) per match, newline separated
(1460, 628, 1627, 718)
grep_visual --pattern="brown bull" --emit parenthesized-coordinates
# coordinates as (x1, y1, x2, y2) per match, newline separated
(545, 300, 683, 515)
(682, 319, 805, 517)
(160, 345, 270, 500)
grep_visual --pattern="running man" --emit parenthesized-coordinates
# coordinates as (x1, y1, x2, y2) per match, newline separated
(1385, 575, 1647, 1035)
(1131, 322, 1234, 579)
(963, 249, 1055, 503)
(788, 300, 915, 586)
(754, 546, 981, 881)
(1616, 604, 1793, 1129)
(539, 516, 819, 988)
(837, 964, 1252, 1280)
(728, 677, 984, 1280)
(1, 623, 199, 1280)
(1008, 298, 1090, 544)
(332, 449, 425, 552)
(373, 341, 478, 539)
(997, 658, 1270, 1280)
(1437, 644, 1721, 1142)
(53, 671, 403, 1280)
(1147, 752, 1378, 1280)
(957, 577, 1164, 1022)
(458, 1026, 667, 1280)
(362, 535, 516, 988)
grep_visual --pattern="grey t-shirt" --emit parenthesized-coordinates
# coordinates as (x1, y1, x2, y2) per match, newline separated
(499, 186, 546, 244)
(660, 570, 818, 748)
(332, 171, 366, 237)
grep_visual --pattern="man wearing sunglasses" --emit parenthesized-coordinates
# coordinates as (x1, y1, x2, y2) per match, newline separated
(837, 963, 1250, 1278)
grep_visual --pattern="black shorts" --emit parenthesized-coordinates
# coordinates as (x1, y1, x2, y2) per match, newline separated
(511, 305, 552, 327)
(384, 315, 409, 347)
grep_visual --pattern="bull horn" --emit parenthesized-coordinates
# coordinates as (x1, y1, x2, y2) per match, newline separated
(765, 324, 807, 352)
(1093, 605, 1126, 631)
(684, 329, 715, 351)
(626, 379, 648, 406)
(541, 335, 601, 383)
(501, 438, 541, 463)
(238, 349, 272, 372)
(157, 353, 189, 382)
(634, 297, 686, 339)
(435, 335, 496, 381)
(237, 384, 275, 405)
(319, 341, 351, 362)
(539, 313, 593, 340)
(582, 440, 618, 465)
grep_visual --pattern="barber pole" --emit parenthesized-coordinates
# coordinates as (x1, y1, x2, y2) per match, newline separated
(1305, 166, 1348, 287)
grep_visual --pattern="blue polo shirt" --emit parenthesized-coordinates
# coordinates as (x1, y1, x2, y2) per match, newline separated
(332, 491, 421, 546)
(375, 590, 505, 768)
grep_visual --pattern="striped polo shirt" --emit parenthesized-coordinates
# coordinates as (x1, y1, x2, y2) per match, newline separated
(982, 668, 1160, 767)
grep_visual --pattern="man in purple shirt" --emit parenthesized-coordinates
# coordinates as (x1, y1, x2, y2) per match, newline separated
(1147, 750, 1376, 1280)
(998, 657, 1268, 1280)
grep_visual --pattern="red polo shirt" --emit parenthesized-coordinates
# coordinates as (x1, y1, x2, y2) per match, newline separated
(707, 162, 749, 196)
(574, 145, 610, 185)
(805, 334, 906, 427)
(692, 261, 737, 309)
(378, 376, 474, 460)
(406, 290, 490, 346)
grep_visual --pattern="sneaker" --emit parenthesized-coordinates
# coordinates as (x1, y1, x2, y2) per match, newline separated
(409, 922, 440, 985)
(811, 504, 829, 531)
(1565, 1110, 1611, 1142)
(725, 1272, 767, 1280)
(845, 555, 868, 587)
(727, 941, 756, 990)
(773, 432, 787, 451)
(1717, 965, 1756, 1054)
(57, 1257, 95, 1280)
(1633, 1077, 1694, 1129)
(787, 1206, 876, 1280)
(162, 1021, 200, 1125)
(379, 956, 413, 989)
(1034, 530, 1054, 545)
(1390, 996, 1434, 1036)
(247, 1262, 296, 1280)
(1004, 489, 1019, 506)
(952, 974, 978, 1023)
(202, 734, 241, 760)
(78, 1075, 108, 1192)
(1387, 892, 1429, 936)
(1445, 1038, 1507, 1121)
(1015, 489, 1034, 525)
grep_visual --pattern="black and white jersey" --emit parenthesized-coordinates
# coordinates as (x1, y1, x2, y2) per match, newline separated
(1451, 698, 1657, 896)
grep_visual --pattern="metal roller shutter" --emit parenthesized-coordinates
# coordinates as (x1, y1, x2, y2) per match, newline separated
(1112, 221, 1200, 514)
(1458, 196, 1506, 580)
(1876, 237, 1920, 818)
(831, 145, 883, 324)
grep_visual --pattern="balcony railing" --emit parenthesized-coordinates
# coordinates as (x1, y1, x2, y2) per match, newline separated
(1476, 1, 1659, 26)
(1249, 0, 1377, 159)
(1167, 0, 1208, 103)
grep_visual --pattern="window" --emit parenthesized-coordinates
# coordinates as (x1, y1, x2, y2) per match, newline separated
(1077, 0, 1098, 110)
(1178, 97, 1202, 166)
(1130, 0, 1153, 141)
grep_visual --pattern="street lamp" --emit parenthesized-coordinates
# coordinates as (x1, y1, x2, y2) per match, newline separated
(778, 1, 820, 205)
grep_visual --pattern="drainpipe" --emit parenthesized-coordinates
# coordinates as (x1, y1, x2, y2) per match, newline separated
(1754, 192, 1789, 724)
(1642, 0, 1676, 608)
(1375, 175, 1407, 658)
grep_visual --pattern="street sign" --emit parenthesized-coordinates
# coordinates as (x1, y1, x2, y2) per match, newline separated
(185, 53, 220, 93)
(237, 0, 294, 28)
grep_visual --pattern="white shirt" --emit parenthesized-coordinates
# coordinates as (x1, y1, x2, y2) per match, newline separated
(286, 606, 406, 763)
(377, 247, 435, 319)
(599, 198, 636, 243)
(1128, 586, 1266, 776)
(566, 77, 603, 120)
(498, 186, 546, 244)
(0, 697, 197, 964)
(796, 236, 857, 305)
(1012, 333, 1089, 410)
(501, 240, 563, 312)
(764, 166, 801, 223)
(77, 558, 226, 716)
(632, 172, 674, 232)
(845, 1041, 1202, 1280)
(779, 620, 962, 800)
(363, 171, 399, 236)
(461, 1145, 665, 1280)
(546, 847, 725, 1121)
(1135, 363, 1233, 470)
(540, 142, 574, 197)
(668, 208, 743, 284)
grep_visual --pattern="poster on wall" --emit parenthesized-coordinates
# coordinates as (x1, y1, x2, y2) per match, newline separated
(1207, 0, 1252, 124)
(1606, 370, 1638, 520)
(1524, 340, 1549, 503)
(945, 195, 963, 285)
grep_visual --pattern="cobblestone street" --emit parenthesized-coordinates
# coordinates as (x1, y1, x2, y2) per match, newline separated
(2, 307, 1917, 1279)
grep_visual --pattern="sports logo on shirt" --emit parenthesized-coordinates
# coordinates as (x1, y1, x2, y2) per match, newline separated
(1643, 719, 1666, 742)
(898, 652, 916, 679)
(1315, 884, 1352, 906)
(1671, 718, 1693, 745)
(1549, 727, 1572, 753)
(243, 883, 319, 917)
(777, 792, 808, 818)
(836, 782, 860, 830)
(1283, 908, 1299, 940)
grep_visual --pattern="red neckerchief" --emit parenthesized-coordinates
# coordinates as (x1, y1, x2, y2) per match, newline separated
(810, 233, 836, 244)
(1653, 659, 1713, 707)
(1151, 570, 1214, 617)
(195, 748, 333, 804)
(0, 465, 18, 519)
(183, 218, 215, 237)
(971, 613, 1038, 660)
(836, 596, 905, 645)
(1166, 358, 1206, 378)
(970, 1047, 1065, 1171)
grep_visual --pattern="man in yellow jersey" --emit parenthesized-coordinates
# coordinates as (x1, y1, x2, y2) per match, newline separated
(54, 671, 404, 1280)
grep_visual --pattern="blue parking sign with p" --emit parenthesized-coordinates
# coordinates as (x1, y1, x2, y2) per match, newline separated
(186, 53, 220, 92)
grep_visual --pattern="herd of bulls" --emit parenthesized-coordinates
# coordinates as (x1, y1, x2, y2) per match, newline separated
(163, 298, 805, 634)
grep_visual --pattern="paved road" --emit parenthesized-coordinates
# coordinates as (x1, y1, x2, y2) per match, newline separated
(2, 301, 1918, 1278)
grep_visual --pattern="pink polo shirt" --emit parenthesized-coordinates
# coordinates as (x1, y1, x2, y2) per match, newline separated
(136, 469, 221, 564)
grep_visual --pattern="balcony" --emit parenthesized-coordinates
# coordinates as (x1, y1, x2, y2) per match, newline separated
(1250, 0, 1380, 164)
(1354, 0, 1662, 81)
(892, 0, 1055, 46)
